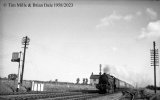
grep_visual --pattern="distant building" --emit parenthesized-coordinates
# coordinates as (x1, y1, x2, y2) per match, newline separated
(90, 72, 100, 85)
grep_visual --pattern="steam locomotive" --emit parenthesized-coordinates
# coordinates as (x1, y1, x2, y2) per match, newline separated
(96, 73, 133, 93)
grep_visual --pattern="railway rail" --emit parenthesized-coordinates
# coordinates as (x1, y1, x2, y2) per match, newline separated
(40, 93, 105, 100)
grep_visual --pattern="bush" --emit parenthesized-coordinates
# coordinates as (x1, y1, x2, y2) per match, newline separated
(8, 74, 17, 80)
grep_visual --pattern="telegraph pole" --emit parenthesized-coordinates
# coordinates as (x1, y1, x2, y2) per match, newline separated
(153, 42, 156, 94)
(20, 36, 30, 84)
(150, 41, 159, 94)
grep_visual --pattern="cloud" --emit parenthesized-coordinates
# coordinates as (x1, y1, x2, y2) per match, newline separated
(124, 15, 133, 21)
(146, 8, 157, 20)
(112, 47, 118, 52)
(136, 11, 142, 16)
(96, 11, 133, 28)
(138, 20, 160, 39)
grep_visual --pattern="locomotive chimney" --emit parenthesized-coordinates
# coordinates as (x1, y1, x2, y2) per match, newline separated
(99, 64, 102, 75)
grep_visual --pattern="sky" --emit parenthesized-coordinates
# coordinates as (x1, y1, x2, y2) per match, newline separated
(1, 0, 160, 87)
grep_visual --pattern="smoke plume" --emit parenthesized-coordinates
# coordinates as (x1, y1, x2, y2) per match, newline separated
(103, 65, 110, 74)
(102, 64, 152, 87)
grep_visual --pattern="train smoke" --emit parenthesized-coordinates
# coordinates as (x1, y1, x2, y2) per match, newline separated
(103, 65, 110, 74)
(102, 64, 152, 87)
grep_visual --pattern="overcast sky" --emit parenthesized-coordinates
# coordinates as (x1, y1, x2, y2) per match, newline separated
(1, 0, 160, 87)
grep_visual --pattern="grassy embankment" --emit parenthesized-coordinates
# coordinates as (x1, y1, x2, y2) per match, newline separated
(0, 79, 96, 94)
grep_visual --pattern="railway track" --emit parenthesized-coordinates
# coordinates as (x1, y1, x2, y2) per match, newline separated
(0, 90, 106, 100)
(119, 90, 135, 100)
(119, 89, 158, 100)
(0, 92, 82, 100)
(4, 89, 157, 100)
(0, 91, 65, 95)
(150, 93, 160, 100)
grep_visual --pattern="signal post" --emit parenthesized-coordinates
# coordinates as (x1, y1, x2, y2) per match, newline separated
(11, 36, 30, 92)
(11, 51, 21, 92)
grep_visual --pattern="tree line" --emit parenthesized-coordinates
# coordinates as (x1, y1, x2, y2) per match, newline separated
(76, 78, 88, 84)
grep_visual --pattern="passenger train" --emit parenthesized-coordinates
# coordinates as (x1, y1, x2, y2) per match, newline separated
(96, 73, 134, 93)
